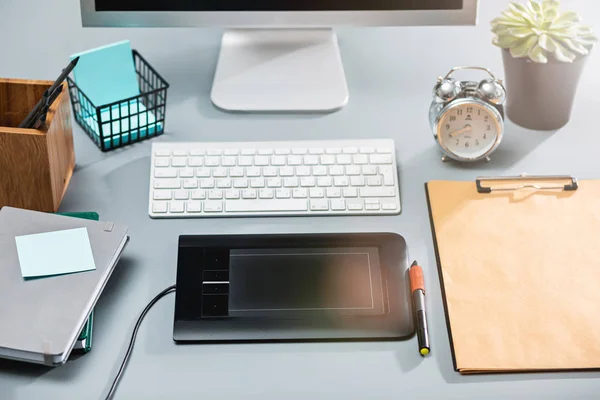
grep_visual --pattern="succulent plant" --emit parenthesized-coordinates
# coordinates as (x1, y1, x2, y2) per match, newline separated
(491, 0, 598, 63)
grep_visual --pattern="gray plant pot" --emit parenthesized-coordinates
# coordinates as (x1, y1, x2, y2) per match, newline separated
(501, 48, 588, 130)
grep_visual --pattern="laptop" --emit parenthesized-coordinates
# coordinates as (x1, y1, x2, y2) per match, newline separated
(0, 207, 129, 366)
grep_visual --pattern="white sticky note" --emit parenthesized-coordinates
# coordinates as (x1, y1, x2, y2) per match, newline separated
(15, 228, 96, 279)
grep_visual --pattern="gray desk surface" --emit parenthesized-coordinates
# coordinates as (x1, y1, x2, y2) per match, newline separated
(1, 0, 600, 399)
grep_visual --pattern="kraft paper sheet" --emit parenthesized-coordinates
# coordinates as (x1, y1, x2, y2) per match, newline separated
(426, 179, 600, 373)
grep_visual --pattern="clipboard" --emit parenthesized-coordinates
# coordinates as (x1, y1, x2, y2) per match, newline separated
(425, 174, 600, 374)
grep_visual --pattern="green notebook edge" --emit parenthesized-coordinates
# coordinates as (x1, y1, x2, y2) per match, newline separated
(55, 211, 99, 354)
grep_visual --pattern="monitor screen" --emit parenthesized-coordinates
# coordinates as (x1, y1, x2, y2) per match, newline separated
(96, 0, 463, 12)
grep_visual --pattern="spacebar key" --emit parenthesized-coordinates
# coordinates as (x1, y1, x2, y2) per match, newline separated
(225, 199, 308, 212)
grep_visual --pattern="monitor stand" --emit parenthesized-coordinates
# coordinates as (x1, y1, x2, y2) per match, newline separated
(210, 29, 349, 113)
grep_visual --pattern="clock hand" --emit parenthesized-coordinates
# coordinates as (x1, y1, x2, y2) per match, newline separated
(449, 124, 472, 138)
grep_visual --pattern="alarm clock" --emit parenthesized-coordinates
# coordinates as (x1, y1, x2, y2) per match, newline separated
(429, 66, 506, 163)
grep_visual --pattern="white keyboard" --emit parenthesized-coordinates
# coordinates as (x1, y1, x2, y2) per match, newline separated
(149, 139, 401, 218)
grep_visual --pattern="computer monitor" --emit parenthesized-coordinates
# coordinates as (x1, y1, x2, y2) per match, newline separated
(80, 0, 478, 112)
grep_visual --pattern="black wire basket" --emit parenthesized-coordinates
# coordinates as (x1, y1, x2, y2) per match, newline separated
(66, 50, 169, 152)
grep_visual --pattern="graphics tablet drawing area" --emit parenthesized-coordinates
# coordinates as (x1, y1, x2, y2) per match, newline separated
(174, 233, 414, 342)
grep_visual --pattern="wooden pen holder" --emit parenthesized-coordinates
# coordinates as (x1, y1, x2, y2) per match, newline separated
(0, 78, 75, 212)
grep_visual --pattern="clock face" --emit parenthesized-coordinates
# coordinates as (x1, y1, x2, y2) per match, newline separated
(437, 101, 502, 161)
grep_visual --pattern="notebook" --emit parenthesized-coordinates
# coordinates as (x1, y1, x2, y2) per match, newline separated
(425, 176, 600, 374)
(0, 207, 129, 366)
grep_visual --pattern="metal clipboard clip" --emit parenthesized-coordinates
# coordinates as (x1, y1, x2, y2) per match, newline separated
(476, 174, 579, 194)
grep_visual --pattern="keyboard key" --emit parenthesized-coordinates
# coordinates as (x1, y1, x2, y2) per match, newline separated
(382, 202, 398, 210)
(367, 176, 383, 186)
(334, 176, 349, 187)
(222, 156, 237, 167)
(155, 169, 177, 178)
(209, 190, 223, 199)
(313, 166, 328, 176)
(329, 166, 344, 176)
(192, 190, 206, 200)
(183, 179, 198, 189)
(234, 179, 248, 188)
(255, 156, 270, 166)
(173, 150, 188, 157)
(207, 149, 223, 156)
(317, 177, 332, 187)
(331, 199, 346, 211)
(370, 154, 393, 164)
(353, 154, 369, 164)
(377, 147, 393, 153)
(239, 156, 253, 166)
(383, 172, 395, 186)
(325, 148, 341, 154)
(250, 178, 265, 188)
(241, 149, 256, 155)
(205, 156, 220, 167)
(350, 176, 365, 186)
(225, 189, 240, 199)
(300, 177, 315, 187)
(152, 202, 168, 213)
(276, 189, 291, 199)
(263, 167, 278, 177)
(180, 168, 194, 178)
(336, 155, 352, 165)
(153, 190, 172, 200)
(258, 148, 273, 155)
(309, 148, 324, 155)
(259, 189, 274, 199)
(275, 148, 290, 155)
(345, 165, 361, 175)
(172, 157, 187, 167)
(304, 155, 319, 165)
(230, 167, 245, 177)
(267, 178, 282, 188)
(188, 157, 204, 167)
(224, 149, 239, 156)
(226, 199, 308, 212)
(213, 168, 228, 178)
(284, 177, 299, 187)
(365, 203, 380, 211)
(200, 179, 215, 188)
(347, 201, 364, 211)
(360, 147, 375, 154)
(246, 167, 262, 177)
(293, 188, 308, 198)
(343, 147, 358, 154)
(196, 168, 211, 178)
(362, 165, 377, 175)
(296, 166, 311, 176)
(154, 158, 170, 167)
(154, 149, 170, 157)
(309, 188, 324, 198)
(321, 155, 335, 165)
(326, 187, 341, 198)
(310, 199, 329, 211)
(360, 187, 395, 197)
(343, 187, 358, 197)
(204, 201, 223, 212)
(242, 189, 257, 199)
(279, 167, 295, 177)
(174, 190, 189, 200)
(154, 179, 180, 189)
(217, 178, 232, 188)
(169, 201, 185, 213)
(187, 201, 202, 213)
(288, 155, 303, 165)
(271, 156, 287, 166)
(190, 149, 205, 156)
(292, 148, 308, 155)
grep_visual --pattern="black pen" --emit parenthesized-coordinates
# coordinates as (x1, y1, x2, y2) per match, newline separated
(410, 260, 430, 356)
(19, 56, 79, 128)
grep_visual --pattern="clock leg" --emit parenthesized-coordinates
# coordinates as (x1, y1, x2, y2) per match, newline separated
(441, 155, 448, 162)
(485, 156, 491, 163)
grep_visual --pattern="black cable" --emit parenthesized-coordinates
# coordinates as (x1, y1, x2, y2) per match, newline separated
(105, 284, 176, 400)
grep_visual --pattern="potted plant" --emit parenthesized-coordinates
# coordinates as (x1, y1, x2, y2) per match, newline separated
(491, 0, 597, 130)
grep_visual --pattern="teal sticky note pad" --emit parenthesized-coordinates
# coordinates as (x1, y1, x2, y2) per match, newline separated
(71, 40, 140, 106)
(15, 228, 96, 279)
